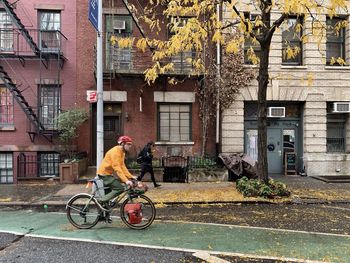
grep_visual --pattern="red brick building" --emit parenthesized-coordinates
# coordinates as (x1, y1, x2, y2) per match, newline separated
(0, 0, 77, 183)
(77, 0, 216, 165)
(0, 0, 216, 184)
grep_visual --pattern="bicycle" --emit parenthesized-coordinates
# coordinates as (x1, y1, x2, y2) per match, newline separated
(66, 179, 156, 230)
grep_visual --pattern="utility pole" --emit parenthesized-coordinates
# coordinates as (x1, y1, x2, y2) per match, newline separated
(89, 0, 104, 167)
(216, 3, 221, 156)
(96, 0, 104, 167)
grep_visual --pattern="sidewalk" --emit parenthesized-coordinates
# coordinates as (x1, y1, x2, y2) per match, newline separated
(1, 175, 350, 208)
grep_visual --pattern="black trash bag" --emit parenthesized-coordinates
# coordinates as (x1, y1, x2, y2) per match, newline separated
(218, 153, 258, 181)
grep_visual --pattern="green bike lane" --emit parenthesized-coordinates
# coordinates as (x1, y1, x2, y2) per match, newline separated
(0, 210, 350, 262)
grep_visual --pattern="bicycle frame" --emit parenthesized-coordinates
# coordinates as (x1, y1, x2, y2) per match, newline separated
(66, 180, 131, 213)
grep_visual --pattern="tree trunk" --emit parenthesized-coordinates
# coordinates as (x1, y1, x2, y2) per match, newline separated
(257, 42, 270, 184)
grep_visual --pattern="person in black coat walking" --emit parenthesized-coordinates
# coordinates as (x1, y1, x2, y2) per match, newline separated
(137, 141, 161, 187)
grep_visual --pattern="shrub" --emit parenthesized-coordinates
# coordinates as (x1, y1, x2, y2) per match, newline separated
(236, 176, 290, 198)
(56, 108, 88, 160)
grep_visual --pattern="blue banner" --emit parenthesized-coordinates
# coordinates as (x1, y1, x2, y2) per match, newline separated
(88, 0, 99, 31)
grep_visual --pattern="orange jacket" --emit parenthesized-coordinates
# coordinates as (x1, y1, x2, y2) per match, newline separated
(96, 145, 133, 183)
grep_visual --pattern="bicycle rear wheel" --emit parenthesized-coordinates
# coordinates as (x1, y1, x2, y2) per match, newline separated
(120, 194, 156, 230)
(66, 194, 101, 229)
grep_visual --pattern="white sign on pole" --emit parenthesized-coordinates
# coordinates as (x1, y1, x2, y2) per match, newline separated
(86, 90, 97, 103)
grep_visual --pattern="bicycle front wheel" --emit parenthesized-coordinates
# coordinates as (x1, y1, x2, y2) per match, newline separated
(120, 194, 156, 230)
(66, 194, 101, 229)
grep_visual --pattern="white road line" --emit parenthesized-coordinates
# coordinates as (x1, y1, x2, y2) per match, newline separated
(193, 251, 231, 263)
(0, 231, 328, 263)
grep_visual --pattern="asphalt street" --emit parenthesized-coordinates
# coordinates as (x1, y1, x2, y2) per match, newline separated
(0, 233, 204, 263)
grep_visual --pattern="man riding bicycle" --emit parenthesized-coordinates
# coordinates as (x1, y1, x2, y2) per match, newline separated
(96, 135, 135, 211)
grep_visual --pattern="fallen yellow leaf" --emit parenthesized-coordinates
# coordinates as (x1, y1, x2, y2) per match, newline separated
(0, 198, 12, 202)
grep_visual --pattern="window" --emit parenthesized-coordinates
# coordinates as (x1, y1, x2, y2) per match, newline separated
(39, 11, 61, 52)
(245, 129, 258, 161)
(0, 10, 13, 51)
(326, 17, 346, 65)
(158, 104, 191, 142)
(169, 17, 194, 71)
(327, 114, 347, 152)
(38, 152, 60, 177)
(0, 153, 13, 184)
(39, 85, 60, 130)
(282, 17, 303, 65)
(244, 13, 261, 64)
(107, 16, 132, 70)
(0, 87, 13, 126)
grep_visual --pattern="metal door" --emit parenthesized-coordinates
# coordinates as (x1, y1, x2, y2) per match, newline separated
(267, 128, 282, 174)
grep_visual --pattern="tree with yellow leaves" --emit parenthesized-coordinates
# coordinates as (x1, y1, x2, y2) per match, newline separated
(116, 0, 349, 183)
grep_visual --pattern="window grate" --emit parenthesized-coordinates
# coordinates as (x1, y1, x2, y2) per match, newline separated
(327, 114, 346, 153)
(38, 152, 60, 177)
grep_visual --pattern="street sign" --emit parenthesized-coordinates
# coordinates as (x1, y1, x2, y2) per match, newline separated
(88, 0, 99, 31)
(86, 90, 97, 103)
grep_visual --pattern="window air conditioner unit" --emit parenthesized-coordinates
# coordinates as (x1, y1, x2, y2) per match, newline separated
(333, 102, 350, 113)
(267, 107, 285, 118)
(113, 20, 126, 30)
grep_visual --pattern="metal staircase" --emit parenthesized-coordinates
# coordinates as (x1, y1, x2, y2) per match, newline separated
(0, 0, 40, 55)
(0, 65, 45, 138)
(0, 0, 63, 142)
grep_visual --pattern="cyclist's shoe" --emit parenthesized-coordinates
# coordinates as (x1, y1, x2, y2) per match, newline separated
(99, 212, 112, 223)
(106, 216, 112, 224)
(105, 211, 112, 223)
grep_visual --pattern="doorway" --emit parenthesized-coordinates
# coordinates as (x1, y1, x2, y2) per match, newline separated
(92, 103, 122, 165)
(104, 116, 121, 154)
(245, 121, 301, 174)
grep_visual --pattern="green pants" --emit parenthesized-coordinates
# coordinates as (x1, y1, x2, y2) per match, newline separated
(99, 175, 124, 202)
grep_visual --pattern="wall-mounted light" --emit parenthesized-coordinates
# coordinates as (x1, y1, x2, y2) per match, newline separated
(125, 112, 129, 121)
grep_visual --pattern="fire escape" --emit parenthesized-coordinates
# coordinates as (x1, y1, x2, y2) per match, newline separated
(0, 0, 66, 142)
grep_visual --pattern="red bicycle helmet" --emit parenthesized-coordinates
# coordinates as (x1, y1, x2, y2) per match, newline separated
(118, 135, 133, 144)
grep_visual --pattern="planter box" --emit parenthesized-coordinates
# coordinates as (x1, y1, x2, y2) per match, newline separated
(59, 158, 88, 184)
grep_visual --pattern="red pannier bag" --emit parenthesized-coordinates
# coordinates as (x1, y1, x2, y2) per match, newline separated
(124, 203, 143, 224)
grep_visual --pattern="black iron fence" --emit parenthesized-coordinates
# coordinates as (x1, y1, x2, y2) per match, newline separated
(17, 152, 60, 179)
(126, 156, 217, 169)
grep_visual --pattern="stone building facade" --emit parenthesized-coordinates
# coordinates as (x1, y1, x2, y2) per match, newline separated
(222, 5, 350, 176)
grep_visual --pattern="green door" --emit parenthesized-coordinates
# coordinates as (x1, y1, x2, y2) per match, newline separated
(245, 128, 283, 174)
(267, 128, 282, 174)
(245, 122, 301, 174)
